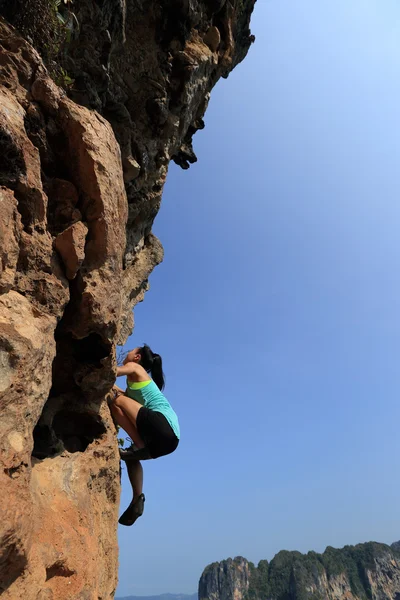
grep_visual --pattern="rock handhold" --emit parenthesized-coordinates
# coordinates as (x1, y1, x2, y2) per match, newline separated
(55, 222, 88, 280)
(31, 74, 63, 116)
(123, 155, 141, 183)
(204, 26, 221, 52)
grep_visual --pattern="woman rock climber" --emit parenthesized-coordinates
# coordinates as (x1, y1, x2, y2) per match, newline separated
(109, 344, 180, 526)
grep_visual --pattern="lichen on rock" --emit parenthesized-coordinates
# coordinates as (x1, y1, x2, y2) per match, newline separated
(0, 0, 256, 597)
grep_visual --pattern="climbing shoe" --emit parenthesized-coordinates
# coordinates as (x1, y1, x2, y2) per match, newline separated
(119, 445, 152, 461)
(119, 444, 137, 460)
(119, 493, 145, 526)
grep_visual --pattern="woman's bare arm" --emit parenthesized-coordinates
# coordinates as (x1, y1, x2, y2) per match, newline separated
(116, 363, 138, 377)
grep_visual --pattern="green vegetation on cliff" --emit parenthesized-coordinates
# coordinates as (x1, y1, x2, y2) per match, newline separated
(1, 0, 61, 58)
(0, 0, 75, 86)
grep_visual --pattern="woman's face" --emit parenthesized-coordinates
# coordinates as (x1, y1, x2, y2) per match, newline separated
(124, 348, 141, 364)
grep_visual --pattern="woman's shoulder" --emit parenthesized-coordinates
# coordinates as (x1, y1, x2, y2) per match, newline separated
(126, 363, 151, 382)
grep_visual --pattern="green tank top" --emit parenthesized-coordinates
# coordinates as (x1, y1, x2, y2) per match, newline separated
(125, 379, 180, 440)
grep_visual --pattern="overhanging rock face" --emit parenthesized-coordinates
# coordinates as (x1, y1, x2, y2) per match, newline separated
(0, 1, 256, 597)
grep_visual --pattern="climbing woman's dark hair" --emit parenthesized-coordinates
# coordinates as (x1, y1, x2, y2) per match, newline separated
(139, 344, 165, 390)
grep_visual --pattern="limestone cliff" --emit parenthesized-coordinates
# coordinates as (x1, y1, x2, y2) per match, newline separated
(199, 542, 400, 600)
(0, 1, 255, 598)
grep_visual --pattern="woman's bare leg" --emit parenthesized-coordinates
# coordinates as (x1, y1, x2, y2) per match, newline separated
(109, 403, 145, 448)
(126, 460, 143, 498)
(113, 393, 142, 424)
(110, 395, 147, 525)
(119, 464, 145, 526)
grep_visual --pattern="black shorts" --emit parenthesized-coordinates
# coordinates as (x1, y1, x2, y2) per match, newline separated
(136, 407, 179, 459)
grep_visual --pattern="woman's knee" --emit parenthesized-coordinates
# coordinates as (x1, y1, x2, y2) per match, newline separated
(113, 393, 128, 408)
(109, 402, 116, 416)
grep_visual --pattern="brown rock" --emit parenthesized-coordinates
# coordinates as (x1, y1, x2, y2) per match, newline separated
(55, 222, 88, 280)
(119, 233, 164, 344)
(0, 188, 22, 292)
(0, 290, 58, 594)
(47, 178, 81, 235)
(31, 74, 62, 116)
(56, 96, 129, 342)
(0, 23, 122, 598)
(204, 26, 221, 52)
(123, 155, 141, 182)
(0, 88, 47, 228)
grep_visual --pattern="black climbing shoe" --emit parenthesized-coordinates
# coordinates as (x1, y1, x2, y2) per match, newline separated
(119, 444, 137, 460)
(119, 445, 151, 461)
(119, 494, 145, 526)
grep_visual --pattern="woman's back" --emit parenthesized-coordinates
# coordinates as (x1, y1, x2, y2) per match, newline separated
(126, 379, 180, 439)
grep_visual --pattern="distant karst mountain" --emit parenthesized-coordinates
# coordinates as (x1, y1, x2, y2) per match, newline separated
(118, 594, 197, 600)
(199, 541, 400, 600)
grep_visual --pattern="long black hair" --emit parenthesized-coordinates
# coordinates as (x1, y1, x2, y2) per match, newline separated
(139, 344, 165, 390)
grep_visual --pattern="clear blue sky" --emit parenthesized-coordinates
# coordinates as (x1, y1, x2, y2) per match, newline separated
(116, 1, 400, 596)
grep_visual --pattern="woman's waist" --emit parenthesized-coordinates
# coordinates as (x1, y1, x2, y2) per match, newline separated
(125, 387, 145, 404)
(125, 388, 175, 415)
(145, 403, 180, 439)
(144, 398, 177, 417)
